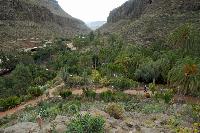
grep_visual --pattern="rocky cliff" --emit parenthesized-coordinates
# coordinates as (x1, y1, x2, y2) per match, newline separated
(100, 0, 200, 44)
(0, 0, 91, 49)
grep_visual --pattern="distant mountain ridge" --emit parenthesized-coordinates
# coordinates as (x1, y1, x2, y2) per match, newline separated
(87, 21, 106, 30)
(100, 0, 200, 44)
(0, 0, 91, 49)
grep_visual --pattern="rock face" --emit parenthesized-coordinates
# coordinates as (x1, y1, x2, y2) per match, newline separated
(0, 0, 90, 49)
(2, 111, 171, 133)
(100, 0, 200, 44)
(4, 122, 40, 133)
(107, 0, 149, 23)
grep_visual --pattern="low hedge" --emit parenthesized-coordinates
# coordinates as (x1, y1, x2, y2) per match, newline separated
(0, 96, 21, 110)
(27, 86, 43, 97)
(110, 77, 139, 90)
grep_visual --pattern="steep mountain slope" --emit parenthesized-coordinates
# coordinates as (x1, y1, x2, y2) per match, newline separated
(0, 0, 91, 49)
(100, 0, 200, 44)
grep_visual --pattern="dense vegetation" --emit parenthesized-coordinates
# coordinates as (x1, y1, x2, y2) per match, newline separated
(63, 24, 200, 97)
(0, 24, 200, 111)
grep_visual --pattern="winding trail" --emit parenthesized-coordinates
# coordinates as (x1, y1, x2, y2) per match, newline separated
(0, 86, 152, 118)
(0, 83, 64, 118)
(1, 85, 199, 118)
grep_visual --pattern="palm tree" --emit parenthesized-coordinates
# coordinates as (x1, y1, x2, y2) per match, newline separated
(168, 57, 200, 96)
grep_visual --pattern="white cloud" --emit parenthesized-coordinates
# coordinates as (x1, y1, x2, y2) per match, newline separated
(57, 0, 127, 22)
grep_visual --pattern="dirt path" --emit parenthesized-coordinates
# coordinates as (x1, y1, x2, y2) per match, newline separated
(1, 85, 199, 118)
(71, 87, 112, 95)
(123, 87, 152, 95)
(0, 86, 120, 118)
(0, 83, 64, 118)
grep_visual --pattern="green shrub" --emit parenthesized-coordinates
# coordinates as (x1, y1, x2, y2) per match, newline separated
(112, 91, 131, 102)
(110, 77, 138, 90)
(29, 65, 56, 86)
(91, 70, 101, 84)
(59, 90, 72, 99)
(160, 89, 174, 104)
(99, 91, 131, 102)
(83, 88, 96, 100)
(149, 81, 156, 94)
(124, 100, 140, 112)
(99, 76, 110, 86)
(66, 114, 105, 133)
(60, 66, 84, 86)
(154, 92, 161, 101)
(46, 106, 61, 118)
(154, 89, 174, 103)
(27, 86, 43, 97)
(62, 100, 81, 113)
(0, 99, 5, 111)
(67, 76, 85, 87)
(0, 96, 21, 110)
(67, 104, 80, 115)
(142, 103, 165, 114)
(105, 103, 125, 119)
(99, 91, 113, 102)
(192, 104, 200, 122)
(21, 94, 33, 102)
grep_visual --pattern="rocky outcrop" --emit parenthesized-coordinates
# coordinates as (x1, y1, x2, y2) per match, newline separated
(100, 0, 200, 44)
(0, 0, 90, 49)
(3, 122, 40, 133)
(107, 0, 149, 23)
(1, 109, 172, 133)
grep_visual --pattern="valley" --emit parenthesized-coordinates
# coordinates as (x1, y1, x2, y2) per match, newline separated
(0, 0, 200, 133)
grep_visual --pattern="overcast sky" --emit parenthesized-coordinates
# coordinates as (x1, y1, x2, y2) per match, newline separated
(57, 0, 127, 22)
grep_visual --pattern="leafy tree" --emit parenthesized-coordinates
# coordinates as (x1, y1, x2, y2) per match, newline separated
(168, 24, 200, 56)
(168, 57, 200, 96)
(79, 52, 92, 68)
(28, 65, 55, 86)
(92, 55, 99, 70)
(12, 64, 32, 94)
(134, 60, 158, 83)
(0, 50, 18, 70)
(114, 52, 147, 79)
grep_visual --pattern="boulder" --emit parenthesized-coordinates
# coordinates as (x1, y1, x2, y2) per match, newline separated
(0, 128, 4, 133)
(4, 122, 40, 133)
(53, 115, 70, 125)
(89, 108, 110, 118)
(55, 124, 66, 133)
